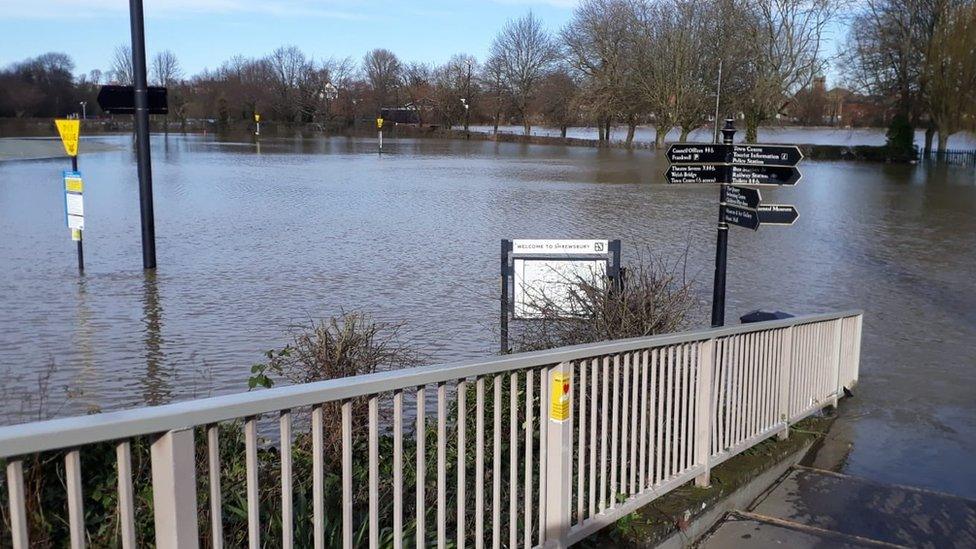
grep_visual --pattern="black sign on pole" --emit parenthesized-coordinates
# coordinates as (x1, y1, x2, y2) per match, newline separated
(665, 164, 723, 184)
(725, 185, 762, 210)
(666, 143, 728, 164)
(730, 165, 802, 186)
(730, 144, 803, 167)
(723, 205, 760, 231)
(97, 85, 169, 115)
(757, 204, 800, 225)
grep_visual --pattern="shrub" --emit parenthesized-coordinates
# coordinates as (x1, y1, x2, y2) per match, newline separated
(885, 114, 916, 160)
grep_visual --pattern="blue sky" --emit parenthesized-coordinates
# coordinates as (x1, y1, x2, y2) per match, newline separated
(0, 0, 578, 76)
(0, 0, 846, 82)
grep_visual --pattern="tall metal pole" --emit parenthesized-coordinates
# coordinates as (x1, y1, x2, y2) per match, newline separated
(712, 60, 723, 144)
(129, 0, 157, 269)
(710, 118, 735, 327)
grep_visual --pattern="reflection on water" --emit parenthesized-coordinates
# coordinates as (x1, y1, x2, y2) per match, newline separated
(141, 271, 169, 406)
(469, 124, 976, 148)
(0, 133, 975, 500)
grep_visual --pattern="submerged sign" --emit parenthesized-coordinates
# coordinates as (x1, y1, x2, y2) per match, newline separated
(63, 171, 84, 231)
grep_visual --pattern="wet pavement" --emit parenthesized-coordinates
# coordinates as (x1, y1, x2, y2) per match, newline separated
(700, 467, 976, 548)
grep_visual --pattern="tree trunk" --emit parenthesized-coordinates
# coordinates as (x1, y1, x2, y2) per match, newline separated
(655, 126, 669, 149)
(561, 126, 567, 138)
(924, 123, 935, 158)
(625, 116, 637, 146)
(598, 123, 605, 142)
(523, 120, 531, 136)
(604, 119, 612, 142)
(744, 111, 760, 143)
(493, 112, 499, 134)
(679, 127, 691, 141)
(937, 131, 949, 157)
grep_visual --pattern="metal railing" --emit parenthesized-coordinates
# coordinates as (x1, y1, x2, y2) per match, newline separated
(918, 148, 976, 165)
(0, 310, 862, 548)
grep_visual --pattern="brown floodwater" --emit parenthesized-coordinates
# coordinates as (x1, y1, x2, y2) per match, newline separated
(0, 133, 974, 499)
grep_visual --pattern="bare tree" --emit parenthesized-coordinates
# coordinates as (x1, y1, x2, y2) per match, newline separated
(363, 48, 402, 113)
(402, 62, 434, 124)
(481, 53, 509, 133)
(562, 0, 634, 143)
(735, 0, 837, 142)
(151, 50, 182, 133)
(843, 0, 972, 153)
(267, 46, 312, 123)
(489, 11, 559, 135)
(151, 50, 182, 87)
(629, 0, 716, 147)
(436, 54, 478, 130)
(924, 2, 976, 153)
(535, 69, 580, 137)
(111, 44, 133, 85)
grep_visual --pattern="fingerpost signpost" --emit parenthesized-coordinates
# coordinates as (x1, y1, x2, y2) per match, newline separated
(94, 0, 166, 270)
(665, 118, 803, 326)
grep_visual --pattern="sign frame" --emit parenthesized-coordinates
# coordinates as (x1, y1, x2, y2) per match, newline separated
(500, 239, 622, 352)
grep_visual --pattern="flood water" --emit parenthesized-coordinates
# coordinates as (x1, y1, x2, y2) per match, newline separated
(1, 133, 974, 499)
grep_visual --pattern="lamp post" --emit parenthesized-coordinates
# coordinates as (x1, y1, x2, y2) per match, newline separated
(461, 98, 469, 132)
(79, 102, 87, 120)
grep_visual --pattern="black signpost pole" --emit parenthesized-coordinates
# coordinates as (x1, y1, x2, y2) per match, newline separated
(609, 239, 622, 292)
(129, 0, 157, 270)
(711, 118, 736, 327)
(500, 239, 512, 354)
(71, 154, 84, 272)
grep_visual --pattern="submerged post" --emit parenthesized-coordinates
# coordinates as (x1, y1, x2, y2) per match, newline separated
(710, 118, 736, 327)
(129, 0, 157, 270)
(71, 155, 84, 272)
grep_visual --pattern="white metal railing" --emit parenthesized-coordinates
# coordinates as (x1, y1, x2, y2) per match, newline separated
(0, 310, 862, 548)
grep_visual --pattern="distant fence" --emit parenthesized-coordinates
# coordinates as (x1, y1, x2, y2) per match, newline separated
(919, 148, 976, 165)
(0, 311, 862, 548)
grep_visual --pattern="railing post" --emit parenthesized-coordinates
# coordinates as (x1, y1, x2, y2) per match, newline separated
(831, 318, 844, 408)
(777, 327, 794, 440)
(694, 339, 715, 487)
(6, 459, 29, 549)
(151, 429, 200, 549)
(544, 362, 574, 547)
(851, 314, 863, 388)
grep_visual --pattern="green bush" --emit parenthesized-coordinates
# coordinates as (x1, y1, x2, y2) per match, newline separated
(885, 114, 916, 160)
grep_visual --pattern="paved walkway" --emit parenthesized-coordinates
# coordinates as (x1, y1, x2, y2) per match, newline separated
(700, 466, 976, 548)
